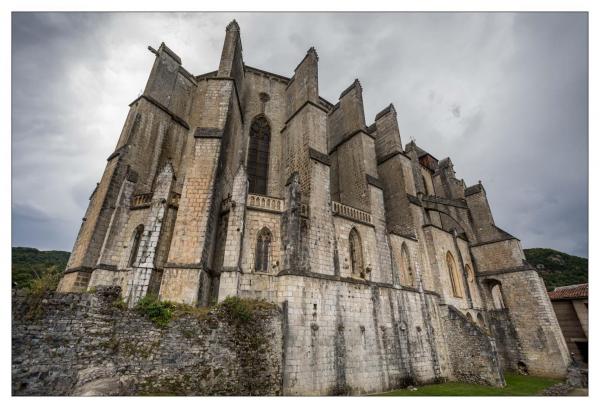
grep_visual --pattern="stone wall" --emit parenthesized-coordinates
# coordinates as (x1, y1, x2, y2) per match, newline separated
(487, 308, 523, 371)
(442, 306, 505, 386)
(229, 273, 451, 395)
(12, 287, 283, 396)
(478, 270, 570, 378)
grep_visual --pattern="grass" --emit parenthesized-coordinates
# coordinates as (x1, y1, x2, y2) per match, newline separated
(374, 373, 560, 396)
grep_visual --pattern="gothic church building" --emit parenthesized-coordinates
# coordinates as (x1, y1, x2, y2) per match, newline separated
(58, 21, 570, 395)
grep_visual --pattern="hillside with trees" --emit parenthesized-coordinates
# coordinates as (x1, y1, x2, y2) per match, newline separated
(524, 248, 588, 291)
(12, 247, 70, 289)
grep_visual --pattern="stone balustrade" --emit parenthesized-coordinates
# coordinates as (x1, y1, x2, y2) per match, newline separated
(131, 193, 153, 208)
(247, 194, 284, 213)
(131, 192, 181, 209)
(332, 201, 372, 224)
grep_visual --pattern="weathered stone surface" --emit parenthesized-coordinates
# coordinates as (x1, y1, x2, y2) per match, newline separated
(12, 287, 282, 396)
(442, 306, 505, 386)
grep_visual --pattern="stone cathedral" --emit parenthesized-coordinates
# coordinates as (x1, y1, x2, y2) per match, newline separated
(57, 21, 570, 395)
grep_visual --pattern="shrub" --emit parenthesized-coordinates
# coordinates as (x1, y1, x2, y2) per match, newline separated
(28, 265, 61, 296)
(22, 265, 62, 320)
(219, 296, 253, 322)
(136, 295, 174, 328)
(217, 296, 275, 324)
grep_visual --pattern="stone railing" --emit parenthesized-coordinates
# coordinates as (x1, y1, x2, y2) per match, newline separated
(332, 201, 372, 224)
(247, 194, 284, 213)
(131, 192, 181, 209)
(131, 193, 152, 208)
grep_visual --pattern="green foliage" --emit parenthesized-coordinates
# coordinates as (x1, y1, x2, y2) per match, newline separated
(28, 265, 62, 295)
(524, 248, 588, 291)
(172, 303, 210, 320)
(217, 296, 275, 324)
(132, 295, 274, 328)
(219, 296, 252, 322)
(12, 247, 70, 289)
(375, 373, 560, 396)
(21, 265, 63, 320)
(136, 295, 174, 328)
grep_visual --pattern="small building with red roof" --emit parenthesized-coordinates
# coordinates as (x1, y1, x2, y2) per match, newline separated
(549, 283, 588, 365)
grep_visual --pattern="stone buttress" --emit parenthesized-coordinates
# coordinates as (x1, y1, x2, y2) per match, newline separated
(57, 20, 571, 394)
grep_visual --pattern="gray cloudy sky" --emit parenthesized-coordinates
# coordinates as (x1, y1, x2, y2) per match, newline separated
(12, 12, 588, 257)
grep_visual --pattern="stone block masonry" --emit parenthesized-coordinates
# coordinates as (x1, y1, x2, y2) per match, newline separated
(55, 19, 571, 395)
(12, 287, 282, 396)
(442, 305, 505, 386)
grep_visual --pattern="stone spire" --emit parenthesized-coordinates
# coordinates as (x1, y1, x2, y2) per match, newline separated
(226, 19, 240, 32)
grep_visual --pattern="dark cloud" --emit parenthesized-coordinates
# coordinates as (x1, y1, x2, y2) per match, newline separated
(11, 12, 588, 257)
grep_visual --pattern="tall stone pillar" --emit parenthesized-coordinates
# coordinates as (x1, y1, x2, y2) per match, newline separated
(281, 47, 336, 275)
(217, 164, 249, 300)
(160, 20, 243, 305)
(87, 167, 138, 289)
(126, 162, 174, 306)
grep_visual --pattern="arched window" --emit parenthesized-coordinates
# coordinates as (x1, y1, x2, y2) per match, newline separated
(446, 251, 462, 298)
(400, 243, 415, 286)
(466, 312, 474, 323)
(465, 264, 474, 282)
(349, 228, 364, 278)
(128, 224, 144, 267)
(491, 283, 506, 310)
(255, 227, 272, 272)
(247, 116, 271, 195)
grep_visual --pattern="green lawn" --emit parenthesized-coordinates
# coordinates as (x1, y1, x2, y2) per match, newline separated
(374, 373, 561, 396)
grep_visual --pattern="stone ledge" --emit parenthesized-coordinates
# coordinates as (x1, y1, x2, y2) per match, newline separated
(470, 236, 519, 248)
(129, 95, 190, 129)
(276, 268, 441, 298)
(308, 148, 331, 166)
(328, 128, 375, 154)
(282, 100, 329, 128)
(366, 174, 384, 190)
(194, 127, 223, 139)
(476, 265, 534, 277)
(63, 266, 94, 275)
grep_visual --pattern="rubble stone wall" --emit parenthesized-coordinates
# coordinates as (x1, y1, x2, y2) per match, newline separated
(442, 305, 505, 386)
(12, 287, 283, 396)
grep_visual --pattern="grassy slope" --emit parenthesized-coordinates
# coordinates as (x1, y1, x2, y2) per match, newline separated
(524, 248, 587, 291)
(12, 247, 70, 289)
(375, 373, 559, 396)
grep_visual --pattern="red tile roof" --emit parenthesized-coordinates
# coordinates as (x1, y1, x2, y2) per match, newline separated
(548, 283, 588, 300)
